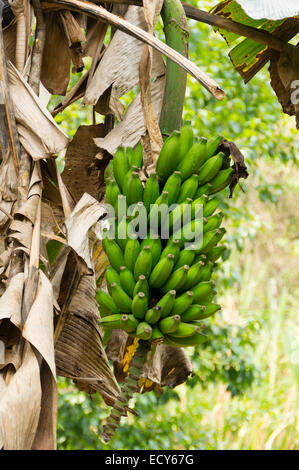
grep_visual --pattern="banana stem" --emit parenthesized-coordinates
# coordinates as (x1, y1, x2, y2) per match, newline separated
(159, 0, 189, 135)
(101, 340, 149, 444)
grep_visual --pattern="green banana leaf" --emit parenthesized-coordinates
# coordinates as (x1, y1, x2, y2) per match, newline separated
(211, 1, 299, 83)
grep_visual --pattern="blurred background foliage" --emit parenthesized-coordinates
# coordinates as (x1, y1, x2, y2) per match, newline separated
(52, 0, 299, 450)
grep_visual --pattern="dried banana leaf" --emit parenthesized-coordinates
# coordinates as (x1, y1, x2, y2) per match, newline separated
(84, 4, 165, 105)
(62, 124, 109, 202)
(0, 342, 42, 450)
(54, 273, 120, 405)
(94, 75, 165, 155)
(7, 62, 69, 159)
(106, 330, 193, 392)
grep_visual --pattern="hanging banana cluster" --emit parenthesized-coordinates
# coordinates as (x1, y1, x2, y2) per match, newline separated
(97, 125, 233, 348)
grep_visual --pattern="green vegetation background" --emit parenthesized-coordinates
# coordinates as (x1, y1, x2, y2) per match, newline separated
(51, 0, 299, 450)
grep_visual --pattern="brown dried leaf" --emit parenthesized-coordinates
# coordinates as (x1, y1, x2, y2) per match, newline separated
(31, 360, 57, 450)
(106, 331, 193, 391)
(0, 272, 24, 331)
(0, 342, 41, 450)
(269, 46, 299, 128)
(219, 139, 249, 197)
(138, 0, 164, 169)
(65, 193, 107, 271)
(7, 62, 69, 159)
(41, 12, 71, 95)
(55, 274, 120, 405)
(94, 75, 165, 155)
(23, 270, 56, 378)
(0, 151, 18, 230)
(84, 5, 165, 106)
(62, 124, 108, 202)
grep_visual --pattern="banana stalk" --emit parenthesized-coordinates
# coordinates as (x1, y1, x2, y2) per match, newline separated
(159, 0, 189, 135)
(101, 340, 150, 443)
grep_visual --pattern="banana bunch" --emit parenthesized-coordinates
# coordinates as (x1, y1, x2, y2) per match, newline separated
(97, 125, 233, 348)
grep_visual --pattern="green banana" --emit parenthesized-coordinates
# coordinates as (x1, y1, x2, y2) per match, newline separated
(132, 292, 148, 319)
(120, 314, 139, 333)
(181, 304, 208, 322)
(105, 179, 112, 205)
(178, 139, 207, 180)
(110, 282, 133, 313)
(116, 216, 130, 251)
(203, 197, 220, 218)
(156, 290, 176, 319)
(143, 173, 160, 212)
(134, 245, 153, 280)
(190, 302, 221, 320)
(196, 261, 213, 282)
(141, 235, 162, 268)
(113, 194, 127, 219)
(159, 315, 181, 334)
(204, 135, 222, 161)
(104, 160, 114, 181)
(100, 313, 123, 330)
(133, 275, 149, 298)
(119, 266, 136, 298)
(170, 322, 201, 338)
(145, 306, 162, 325)
(201, 289, 217, 305)
(177, 174, 198, 203)
(191, 280, 216, 304)
(200, 228, 226, 254)
(174, 249, 196, 270)
(113, 147, 128, 192)
(203, 213, 224, 233)
(156, 131, 180, 181)
(161, 239, 180, 262)
(180, 260, 205, 291)
(195, 183, 212, 199)
(105, 267, 121, 295)
(122, 166, 138, 196)
(197, 153, 224, 185)
(149, 253, 175, 289)
(126, 171, 144, 207)
(97, 303, 113, 318)
(148, 190, 169, 228)
(136, 322, 152, 340)
(191, 194, 209, 219)
(177, 124, 194, 163)
(172, 291, 194, 316)
(163, 171, 182, 205)
(209, 168, 233, 195)
(102, 238, 125, 272)
(106, 179, 121, 207)
(131, 142, 143, 168)
(151, 326, 164, 343)
(164, 332, 208, 347)
(205, 245, 226, 263)
(126, 147, 134, 166)
(171, 219, 203, 249)
(168, 198, 193, 233)
(161, 265, 189, 293)
(124, 234, 141, 272)
(96, 290, 120, 315)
